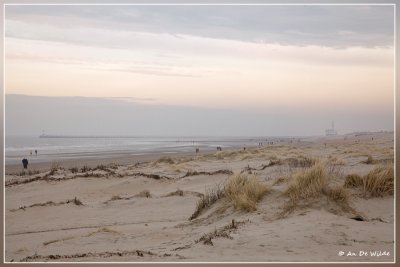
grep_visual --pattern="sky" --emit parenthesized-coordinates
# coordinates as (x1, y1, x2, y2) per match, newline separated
(4, 5, 395, 136)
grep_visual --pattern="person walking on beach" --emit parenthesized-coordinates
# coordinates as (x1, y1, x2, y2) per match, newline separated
(35, 150, 38, 156)
(22, 158, 28, 169)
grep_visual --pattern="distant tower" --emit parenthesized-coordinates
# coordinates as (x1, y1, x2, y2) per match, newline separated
(325, 120, 338, 136)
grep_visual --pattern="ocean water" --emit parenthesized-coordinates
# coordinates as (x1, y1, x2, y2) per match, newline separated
(5, 135, 269, 165)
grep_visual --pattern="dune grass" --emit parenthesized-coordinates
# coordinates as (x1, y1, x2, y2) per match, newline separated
(286, 162, 327, 201)
(214, 150, 241, 160)
(344, 164, 393, 198)
(107, 163, 119, 169)
(171, 163, 189, 173)
(328, 156, 346, 166)
(49, 162, 61, 175)
(110, 195, 123, 201)
(363, 164, 394, 197)
(325, 186, 349, 203)
(17, 170, 41, 176)
(286, 156, 316, 168)
(69, 167, 79, 173)
(324, 186, 353, 212)
(224, 174, 269, 212)
(344, 174, 364, 188)
(154, 156, 175, 164)
(73, 197, 83, 206)
(196, 219, 247, 246)
(189, 174, 269, 220)
(283, 162, 353, 215)
(94, 164, 109, 171)
(273, 176, 287, 186)
(80, 165, 91, 173)
(363, 155, 375, 164)
(189, 184, 224, 220)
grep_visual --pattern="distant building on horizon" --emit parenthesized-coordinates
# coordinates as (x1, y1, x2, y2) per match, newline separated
(325, 121, 338, 136)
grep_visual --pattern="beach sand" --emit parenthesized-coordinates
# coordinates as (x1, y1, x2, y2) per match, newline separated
(4, 132, 394, 262)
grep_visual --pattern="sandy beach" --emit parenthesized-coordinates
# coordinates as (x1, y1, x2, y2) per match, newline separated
(4, 132, 394, 262)
(5, 149, 216, 174)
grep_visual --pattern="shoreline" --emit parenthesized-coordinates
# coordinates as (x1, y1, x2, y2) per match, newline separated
(5, 131, 392, 174)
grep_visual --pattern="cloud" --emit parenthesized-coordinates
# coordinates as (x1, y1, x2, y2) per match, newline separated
(109, 67, 201, 78)
(4, 6, 394, 115)
(5, 5, 394, 48)
(5, 31, 393, 71)
(6, 94, 156, 104)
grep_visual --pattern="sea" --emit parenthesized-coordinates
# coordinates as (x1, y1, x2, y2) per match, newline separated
(5, 135, 276, 165)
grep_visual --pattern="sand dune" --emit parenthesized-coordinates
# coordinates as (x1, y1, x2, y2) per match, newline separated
(5, 132, 394, 262)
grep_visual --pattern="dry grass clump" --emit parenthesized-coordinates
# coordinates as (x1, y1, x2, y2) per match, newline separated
(325, 186, 349, 203)
(108, 163, 119, 169)
(344, 174, 364, 188)
(17, 170, 41, 176)
(69, 167, 79, 173)
(363, 155, 375, 164)
(80, 165, 91, 173)
(376, 157, 394, 165)
(329, 157, 346, 166)
(189, 184, 224, 220)
(326, 162, 345, 178)
(11, 197, 86, 212)
(135, 190, 152, 198)
(29, 170, 40, 175)
(224, 174, 269, 212)
(215, 152, 225, 160)
(283, 162, 353, 216)
(171, 164, 188, 173)
(196, 219, 247, 246)
(73, 197, 83, 206)
(182, 169, 233, 178)
(324, 186, 353, 213)
(214, 150, 243, 160)
(189, 174, 269, 220)
(362, 165, 393, 197)
(269, 158, 283, 166)
(155, 156, 175, 164)
(49, 162, 61, 175)
(344, 165, 394, 198)
(110, 195, 123, 201)
(95, 164, 107, 171)
(286, 162, 327, 201)
(197, 228, 231, 246)
(286, 156, 316, 168)
(268, 154, 278, 161)
(273, 176, 287, 186)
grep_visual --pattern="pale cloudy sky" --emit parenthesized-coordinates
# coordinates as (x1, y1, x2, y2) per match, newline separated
(4, 5, 395, 136)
